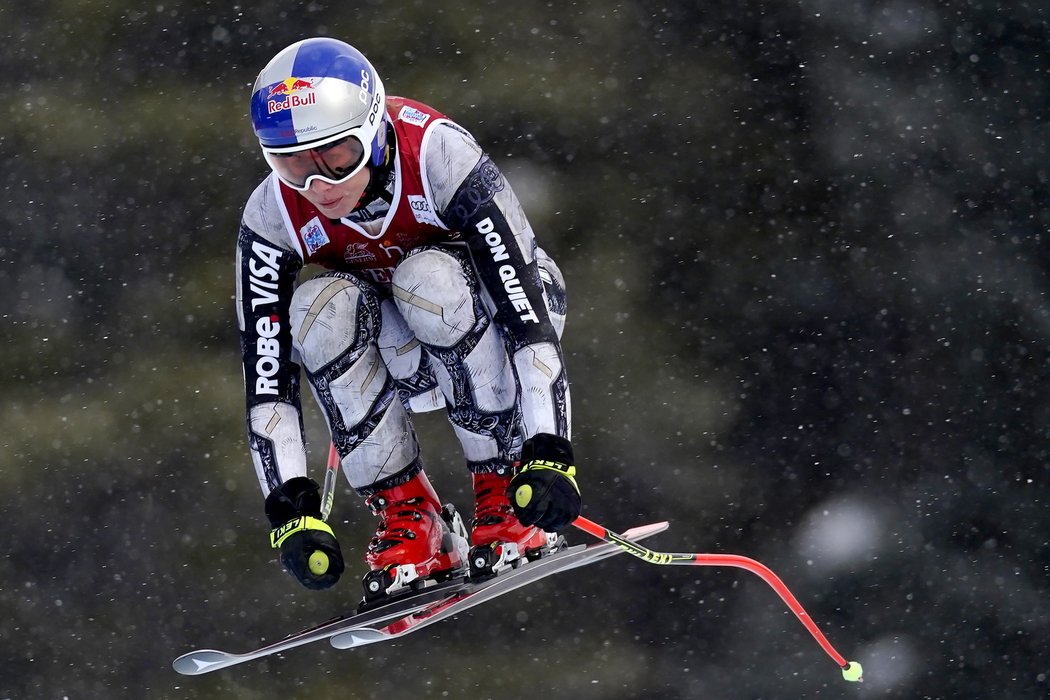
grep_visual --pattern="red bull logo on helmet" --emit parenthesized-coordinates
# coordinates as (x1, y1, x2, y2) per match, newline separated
(266, 78, 316, 114)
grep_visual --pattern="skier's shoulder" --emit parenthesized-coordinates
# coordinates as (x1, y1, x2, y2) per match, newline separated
(241, 175, 295, 252)
(387, 95, 478, 153)
(385, 104, 482, 211)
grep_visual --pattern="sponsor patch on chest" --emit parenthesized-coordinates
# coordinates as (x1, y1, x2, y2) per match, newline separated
(398, 106, 431, 127)
(300, 217, 330, 255)
(407, 195, 443, 227)
(344, 242, 377, 264)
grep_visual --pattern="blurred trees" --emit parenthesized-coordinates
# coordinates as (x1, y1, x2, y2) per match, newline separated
(2, 1, 1048, 698)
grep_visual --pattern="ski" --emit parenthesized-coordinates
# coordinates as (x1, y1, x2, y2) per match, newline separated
(329, 521, 668, 650)
(172, 577, 468, 675)
(173, 521, 667, 674)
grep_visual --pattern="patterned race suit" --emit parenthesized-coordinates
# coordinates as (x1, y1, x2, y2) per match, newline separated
(236, 97, 570, 496)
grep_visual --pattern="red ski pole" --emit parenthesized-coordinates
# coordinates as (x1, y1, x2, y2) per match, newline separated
(303, 443, 342, 577)
(572, 515, 863, 683)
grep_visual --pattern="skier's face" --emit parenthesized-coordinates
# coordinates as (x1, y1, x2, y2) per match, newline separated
(300, 165, 372, 218)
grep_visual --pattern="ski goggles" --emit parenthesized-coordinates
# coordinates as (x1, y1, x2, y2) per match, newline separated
(263, 133, 368, 191)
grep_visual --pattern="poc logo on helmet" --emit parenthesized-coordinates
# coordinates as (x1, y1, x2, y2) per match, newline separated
(358, 69, 371, 104)
(357, 69, 382, 127)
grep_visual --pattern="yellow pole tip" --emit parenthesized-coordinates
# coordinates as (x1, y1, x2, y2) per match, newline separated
(841, 661, 863, 682)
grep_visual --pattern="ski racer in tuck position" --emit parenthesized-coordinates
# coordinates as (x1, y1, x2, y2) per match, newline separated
(236, 37, 582, 598)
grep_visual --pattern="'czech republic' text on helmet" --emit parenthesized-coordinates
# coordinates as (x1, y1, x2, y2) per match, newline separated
(250, 37, 387, 170)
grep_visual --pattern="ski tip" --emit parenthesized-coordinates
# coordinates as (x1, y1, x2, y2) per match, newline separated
(620, 521, 670, 539)
(172, 650, 233, 676)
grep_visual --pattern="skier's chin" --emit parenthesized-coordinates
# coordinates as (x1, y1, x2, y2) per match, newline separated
(312, 197, 352, 218)
(306, 178, 370, 219)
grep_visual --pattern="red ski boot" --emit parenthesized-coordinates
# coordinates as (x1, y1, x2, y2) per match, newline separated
(468, 470, 559, 577)
(362, 470, 468, 601)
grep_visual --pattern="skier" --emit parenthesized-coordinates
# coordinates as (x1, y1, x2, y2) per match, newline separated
(236, 37, 581, 597)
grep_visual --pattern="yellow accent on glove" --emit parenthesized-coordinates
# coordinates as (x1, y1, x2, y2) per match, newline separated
(269, 516, 335, 549)
(514, 483, 534, 508)
(308, 550, 330, 575)
(518, 459, 579, 493)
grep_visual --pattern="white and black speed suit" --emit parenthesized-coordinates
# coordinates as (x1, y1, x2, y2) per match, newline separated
(235, 98, 570, 498)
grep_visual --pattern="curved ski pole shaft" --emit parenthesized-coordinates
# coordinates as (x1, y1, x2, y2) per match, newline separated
(572, 515, 862, 682)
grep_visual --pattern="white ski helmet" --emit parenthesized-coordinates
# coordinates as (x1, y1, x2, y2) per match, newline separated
(250, 38, 387, 188)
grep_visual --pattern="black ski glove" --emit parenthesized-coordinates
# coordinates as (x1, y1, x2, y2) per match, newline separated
(508, 433, 581, 532)
(265, 476, 345, 590)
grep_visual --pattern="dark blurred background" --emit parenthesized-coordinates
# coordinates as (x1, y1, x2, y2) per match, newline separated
(3, 1, 1048, 698)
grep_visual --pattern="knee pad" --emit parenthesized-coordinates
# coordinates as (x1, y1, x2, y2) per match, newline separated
(391, 247, 479, 348)
(289, 273, 378, 371)
(377, 298, 445, 413)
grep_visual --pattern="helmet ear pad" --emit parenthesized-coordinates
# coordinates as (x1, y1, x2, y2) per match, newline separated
(368, 118, 388, 169)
